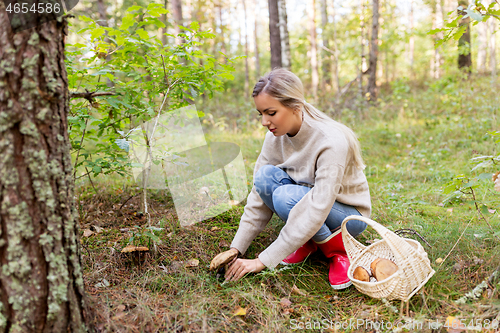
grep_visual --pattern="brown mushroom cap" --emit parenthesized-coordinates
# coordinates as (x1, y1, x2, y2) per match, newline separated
(372, 258, 398, 281)
(353, 266, 371, 282)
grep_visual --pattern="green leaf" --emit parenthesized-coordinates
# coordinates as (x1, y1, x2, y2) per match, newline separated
(121, 14, 135, 30)
(127, 5, 143, 12)
(136, 29, 149, 40)
(478, 173, 493, 181)
(453, 25, 467, 40)
(90, 27, 105, 40)
(480, 204, 491, 215)
(218, 72, 234, 80)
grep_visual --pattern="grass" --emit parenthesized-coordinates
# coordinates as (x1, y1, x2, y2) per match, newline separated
(78, 76, 500, 332)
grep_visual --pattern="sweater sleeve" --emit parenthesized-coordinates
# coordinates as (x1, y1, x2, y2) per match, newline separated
(230, 135, 274, 255)
(258, 146, 347, 269)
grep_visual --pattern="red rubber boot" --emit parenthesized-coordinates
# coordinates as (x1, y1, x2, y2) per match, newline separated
(281, 240, 318, 265)
(315, 230, 352, 290)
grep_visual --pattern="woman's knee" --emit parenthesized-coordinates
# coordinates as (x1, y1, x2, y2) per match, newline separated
(254, 164, 277, 189)
(345, 218, 367, 238)
(271, 185, 296, 220)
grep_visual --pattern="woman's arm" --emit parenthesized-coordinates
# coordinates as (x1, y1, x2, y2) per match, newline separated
(230, 133, 275, 256)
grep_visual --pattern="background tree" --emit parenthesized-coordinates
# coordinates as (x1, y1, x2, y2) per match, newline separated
(0, 7, 90, 333)
(278, 0, 291, 69)
(458, 0, 472, 73)
(269, 0, 282, 69)
(308, 0, 319, 100)
(367, 0, 380, 100)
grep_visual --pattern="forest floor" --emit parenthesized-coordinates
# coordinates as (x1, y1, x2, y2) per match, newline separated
(78, 77, 500, 332)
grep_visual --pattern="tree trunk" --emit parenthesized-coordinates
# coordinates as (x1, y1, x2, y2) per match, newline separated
(218, 3, 228, 64)
(359, 0, 366, 100)
(431, 0, 444, 79)
(278, 0, 291, 70)
(331, 0, 340, 95)
(367, 0, 379, 100)
(477, 20, 488, 73)
(268, 0, 282, 69)
(308, 0, 318, 100)
(97, 0, 108, 26)
(409, 0, 414, 77)
(458, 0, 472, 74)
(320, 0, 330, 88)
(172, 0, 185, 45)
(254, 0, 261, 77)
(489, 14, 497, 78)
(242, 0, 250, 98)
(162, 0, 169, 46)
(0, 7, 90, 333)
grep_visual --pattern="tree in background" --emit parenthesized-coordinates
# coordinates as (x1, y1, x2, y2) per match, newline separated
(308, 0, 319, 100)
(367, 0, 380, 100)
(269, 0, 282, 69)
(278, 0, 291, 69)
(458, 0, 472, 73)
(0, 7, 90, 332)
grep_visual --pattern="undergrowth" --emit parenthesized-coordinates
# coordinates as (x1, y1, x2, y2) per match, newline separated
(79, 76, 499, 332)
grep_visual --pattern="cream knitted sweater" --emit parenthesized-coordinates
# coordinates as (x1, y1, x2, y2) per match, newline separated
(230, 111, 371, 269)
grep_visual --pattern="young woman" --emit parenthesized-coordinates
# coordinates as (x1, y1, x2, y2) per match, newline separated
(212, 68, 371, 289)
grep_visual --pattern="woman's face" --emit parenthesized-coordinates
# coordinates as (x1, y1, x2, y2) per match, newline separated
(254, 92, 302, 137)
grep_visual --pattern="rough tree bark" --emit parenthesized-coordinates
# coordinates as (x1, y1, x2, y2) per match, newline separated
(367, 0, 379, 100)
(308, 0, 318, 100)
(0, 7, 90, 333)
(458, 0, 472, 74)
(269, 0, 282, 69)
(278, 0, 291, 70)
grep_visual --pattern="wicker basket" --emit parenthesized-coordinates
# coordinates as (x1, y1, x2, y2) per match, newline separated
(341, 215, 435, 302)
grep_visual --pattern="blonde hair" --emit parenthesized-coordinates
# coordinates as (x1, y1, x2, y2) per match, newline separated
(252, 68, 365, 170)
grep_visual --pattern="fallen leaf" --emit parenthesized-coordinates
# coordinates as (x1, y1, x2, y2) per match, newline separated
(218, 240, 230, 248)
(282, 308, 294, 315)
(280, 297, 292, 308)
(185, 259, 199, 268)
(211, 226, 221, 231)
(83, 229, 94, 237)
(291, 285, 307, 296)
(435, 258, 444, 264)
(233, 307, 247, 316)
(92, 225, 104, 233)
(112, 312, 126, 320)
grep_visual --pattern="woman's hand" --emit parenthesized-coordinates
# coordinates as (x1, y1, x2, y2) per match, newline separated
(225, 258, 266, 282)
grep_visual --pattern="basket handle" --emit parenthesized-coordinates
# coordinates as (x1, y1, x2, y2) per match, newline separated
(341, 215, 370, 262)
(342, 215, 424, 270)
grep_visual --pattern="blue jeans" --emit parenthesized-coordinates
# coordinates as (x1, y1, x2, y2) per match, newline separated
(254, 164, 367, 242)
